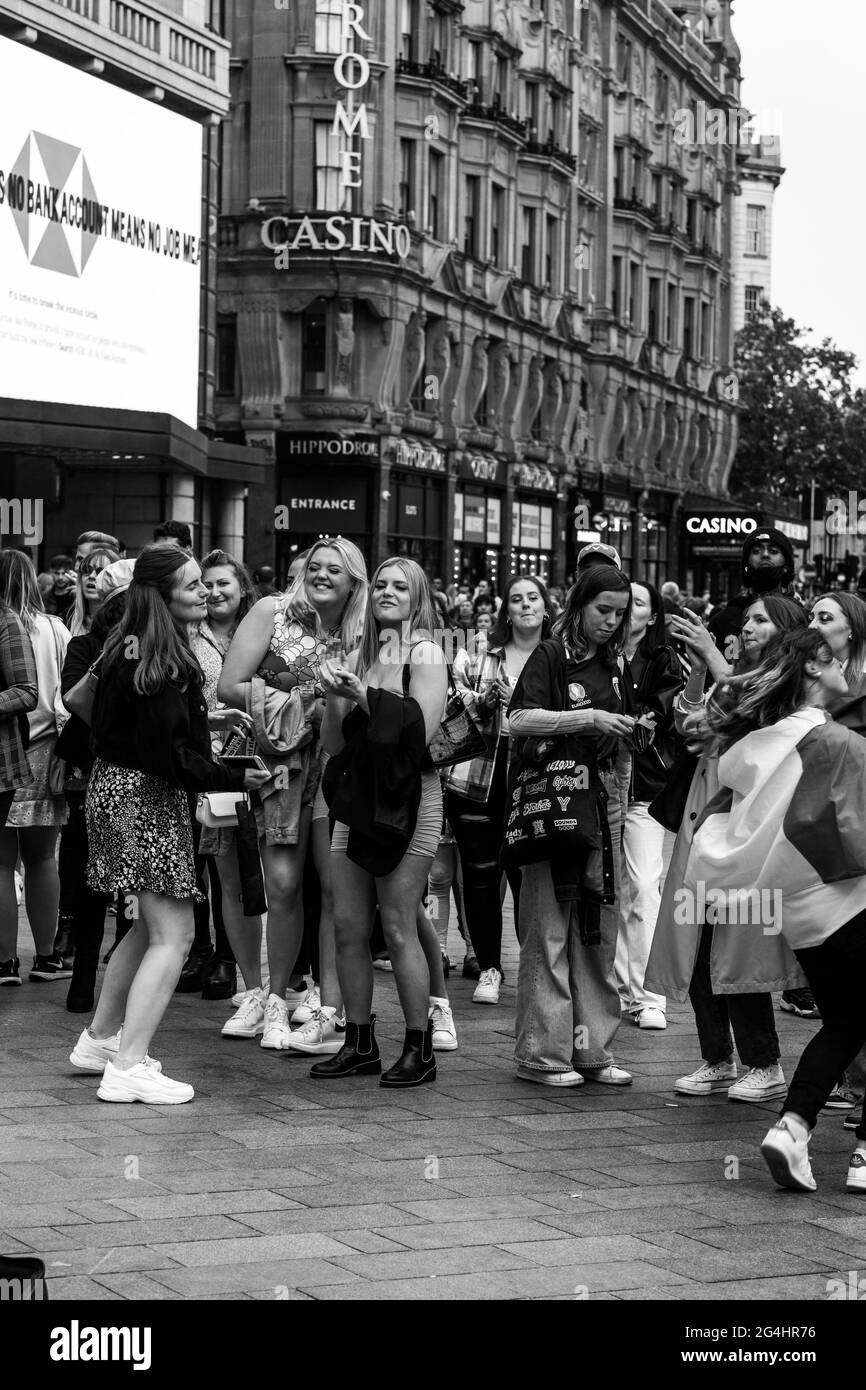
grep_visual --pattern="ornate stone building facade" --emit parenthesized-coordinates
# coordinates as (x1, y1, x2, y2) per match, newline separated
(217, 0, 744, 587)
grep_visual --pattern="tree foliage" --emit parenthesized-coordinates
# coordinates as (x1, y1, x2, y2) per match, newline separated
(730, 303, 866, 502)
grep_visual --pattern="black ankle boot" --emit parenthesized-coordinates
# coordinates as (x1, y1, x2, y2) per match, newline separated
(201, 958, 237, 1000)
(380, 1023, 437, 1089)
(310, 1016, 381, 1079)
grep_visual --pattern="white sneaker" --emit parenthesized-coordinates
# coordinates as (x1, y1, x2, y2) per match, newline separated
(231, 977, 267, 1008)
(97, 1059, 193, 1105)
(473, 967, 502, 1005)
(636, 1007, 667, 1030)
(260, 994, 292, 1050)
(728, 1063, 787, 1103)
(286, 1006, 346, 1055)
(516, 1066, 584, 1088)
(761, 1118, 816, 1191)
(221, 987, 266, 1039)
(285, 979, 310, 1011)
(846, 1150, 866, 1193)
(429, 998, 458, 1052)
(69, 1029, 162, 1075)
(291, 984, 321, 1024)
(579, 1064, 633, 1086)
(676, 1059, 738, 1095)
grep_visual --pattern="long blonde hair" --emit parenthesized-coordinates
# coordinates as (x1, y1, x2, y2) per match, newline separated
(356, 557, 439, 679)
(286, 538, 368, 654)
(70, 546, 120, 636)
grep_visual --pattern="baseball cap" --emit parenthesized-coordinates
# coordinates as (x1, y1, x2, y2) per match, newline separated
(577, 542, 622, 569)
(95, 559, 135, 601)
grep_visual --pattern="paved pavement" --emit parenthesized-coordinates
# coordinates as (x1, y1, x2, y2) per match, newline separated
(0, 900, 863, 1303)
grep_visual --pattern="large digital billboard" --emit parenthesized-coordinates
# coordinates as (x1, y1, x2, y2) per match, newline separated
(0, 36, 203, 428)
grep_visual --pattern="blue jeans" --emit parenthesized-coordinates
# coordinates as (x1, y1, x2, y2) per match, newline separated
(515, 760, 628, 1073)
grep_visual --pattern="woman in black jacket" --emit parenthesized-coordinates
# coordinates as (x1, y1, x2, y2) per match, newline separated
(615, 580, 684, 1030)
(68, 543, 269, 1105)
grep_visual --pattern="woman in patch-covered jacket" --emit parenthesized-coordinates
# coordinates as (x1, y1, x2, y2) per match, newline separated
(444, 575, 557, 1006)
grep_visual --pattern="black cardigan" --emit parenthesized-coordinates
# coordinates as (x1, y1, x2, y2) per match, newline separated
(625, 642, 685, 802)
(323, 686, 428, 876)
(91, 657, 244, 795)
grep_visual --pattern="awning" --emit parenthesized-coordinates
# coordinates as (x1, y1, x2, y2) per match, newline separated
(0, 399, 268, 483)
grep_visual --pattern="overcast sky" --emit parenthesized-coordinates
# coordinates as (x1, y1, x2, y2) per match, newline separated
(735, 0, 866, 385)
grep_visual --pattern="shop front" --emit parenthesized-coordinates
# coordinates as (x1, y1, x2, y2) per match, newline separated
(276, 433, 378, 584)
(681, 495, 762, 604)
(387, 437, 448, 579)
(453, 452, 506, 593)
(511, 463, 558, 585)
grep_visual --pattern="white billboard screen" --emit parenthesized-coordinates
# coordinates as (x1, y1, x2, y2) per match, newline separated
(0, 37, 203, 427)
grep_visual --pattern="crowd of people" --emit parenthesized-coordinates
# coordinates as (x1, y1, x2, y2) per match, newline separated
(1, 520, 865, 1197)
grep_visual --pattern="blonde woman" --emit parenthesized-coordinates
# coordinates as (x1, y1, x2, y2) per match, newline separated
(218, 538, 367, 1051)
(68, 546, 121, 638)
(313, 558, 448, 1087)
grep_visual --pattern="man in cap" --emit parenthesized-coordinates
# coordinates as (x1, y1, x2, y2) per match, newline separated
(706, 527, 797, 664)
(576, 542, 622, 573)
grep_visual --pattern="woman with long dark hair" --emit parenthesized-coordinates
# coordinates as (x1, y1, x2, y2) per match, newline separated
(647, 595, 809, 1101)
(69, 543, 269, 1103)
(508, 566, 637, 1087)
(684, 628, 866, 1193)
(445, 574, 557, 1005)
(313, 558, 448, 1087)
(616, 580, 684, 1030)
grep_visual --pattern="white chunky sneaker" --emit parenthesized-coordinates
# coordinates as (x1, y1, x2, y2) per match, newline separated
(429, 998, 458, 1052)
(636, 1007, 667, 1030)
(728, 1063, 787, 1103)
(260, 994, 292, 1050)
(473, 967, 502, 1005)
(286, 1006, 346, 1055)
(69, 1029, 162, 1075)
(675, 1059, 738, 1096)
(761, 1118, 816, 1191)
(221, 987, 266, 1039)
(291, 984, 321, 1025)
(284, 979, 310, 1011)
(231, 977, 268, 1008)
(97, 1059, 193, 1105)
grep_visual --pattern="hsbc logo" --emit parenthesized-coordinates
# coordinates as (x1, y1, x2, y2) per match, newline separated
(2, 130, 102, 278)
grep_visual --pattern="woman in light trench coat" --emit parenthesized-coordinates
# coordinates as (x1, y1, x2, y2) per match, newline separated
(645, 596, 808, 1102)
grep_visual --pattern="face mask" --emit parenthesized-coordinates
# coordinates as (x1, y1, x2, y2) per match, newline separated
(748, 562, 787, 593)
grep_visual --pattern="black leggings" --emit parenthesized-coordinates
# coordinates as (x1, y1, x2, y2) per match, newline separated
(190, 814, 232, 961)
(786, 908, 866, 1140)
(58, 790, 110, 998)
(445, 740, 521, 972)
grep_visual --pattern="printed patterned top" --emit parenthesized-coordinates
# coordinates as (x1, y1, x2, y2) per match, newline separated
(256, 598, 329, 695)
